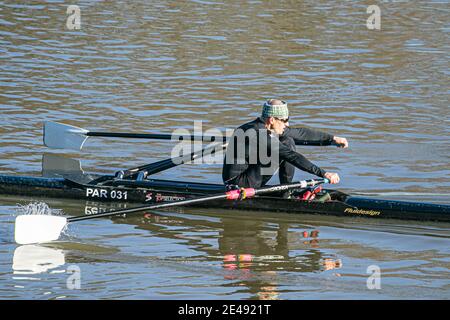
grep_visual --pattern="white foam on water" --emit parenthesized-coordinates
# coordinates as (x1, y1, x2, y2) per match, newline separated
(15, 202, 64, 217)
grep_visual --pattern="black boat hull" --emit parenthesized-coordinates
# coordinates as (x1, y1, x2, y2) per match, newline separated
(0, 175, 449, 222)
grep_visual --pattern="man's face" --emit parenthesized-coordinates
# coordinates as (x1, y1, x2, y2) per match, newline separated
(270, 117, 289, 135)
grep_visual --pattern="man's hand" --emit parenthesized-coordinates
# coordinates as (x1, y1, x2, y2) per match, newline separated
(324, 172, 340, 184)
(333, 136, 348, 148)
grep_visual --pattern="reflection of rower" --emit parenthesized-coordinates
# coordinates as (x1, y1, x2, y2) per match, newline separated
(218, 217, 326, 299)
(218, 218, 323, 272)
(119, 210, 331, 299)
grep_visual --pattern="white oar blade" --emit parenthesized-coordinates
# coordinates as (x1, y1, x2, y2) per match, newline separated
(15, 215, 68, 245)
(44, 121, 89, 150)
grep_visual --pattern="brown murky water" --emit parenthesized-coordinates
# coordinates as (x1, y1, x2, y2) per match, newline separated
(0, 1, 449, 299)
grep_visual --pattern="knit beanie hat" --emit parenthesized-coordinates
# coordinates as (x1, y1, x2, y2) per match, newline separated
(261, 99, 289, 120)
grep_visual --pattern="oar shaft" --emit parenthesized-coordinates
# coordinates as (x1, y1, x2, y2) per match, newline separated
(87, 142, 228, 185)
(67, 178, 327, 222)
(123, 142, 228, 178)
(68, 193, 228, 222)
(88, 132, 340, 146)
(87, 131, 227, 142)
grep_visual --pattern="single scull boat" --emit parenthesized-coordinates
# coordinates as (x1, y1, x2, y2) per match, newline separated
(3, 121, 449, 223)
(1, 173, 449, 222)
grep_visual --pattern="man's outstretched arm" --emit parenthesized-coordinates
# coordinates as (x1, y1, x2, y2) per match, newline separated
(283, 127, 348, 148)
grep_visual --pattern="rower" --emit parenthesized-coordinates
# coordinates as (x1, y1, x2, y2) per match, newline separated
(222, 99, 348, 192)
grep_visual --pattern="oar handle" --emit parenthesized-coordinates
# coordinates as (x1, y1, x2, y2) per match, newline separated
(67, 178, 328, 222)
(296, 141, 344, 147)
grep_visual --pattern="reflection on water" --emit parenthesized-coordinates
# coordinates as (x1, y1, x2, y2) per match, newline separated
(13, 245, 65, 275)
(1, 196, 449, 299)
(0, 0, 449, 299)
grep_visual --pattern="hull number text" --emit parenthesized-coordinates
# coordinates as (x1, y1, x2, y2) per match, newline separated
(86, 188, 128, 200)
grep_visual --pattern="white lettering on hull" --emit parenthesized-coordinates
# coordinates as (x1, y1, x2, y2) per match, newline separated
(86, 188, 128, 200)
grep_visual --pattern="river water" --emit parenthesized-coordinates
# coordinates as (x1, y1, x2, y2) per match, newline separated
(0, 1, 449, 300)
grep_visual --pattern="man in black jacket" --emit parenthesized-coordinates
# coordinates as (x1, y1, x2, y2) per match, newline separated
(222, 99, 348, 188)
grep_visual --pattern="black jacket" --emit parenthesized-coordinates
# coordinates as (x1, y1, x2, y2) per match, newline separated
(222, 118, 334, 183)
